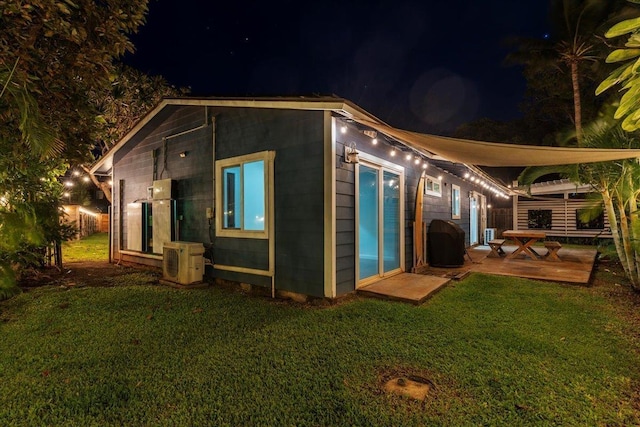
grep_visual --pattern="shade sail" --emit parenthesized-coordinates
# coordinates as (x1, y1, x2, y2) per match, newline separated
(355, 119, 640, 167)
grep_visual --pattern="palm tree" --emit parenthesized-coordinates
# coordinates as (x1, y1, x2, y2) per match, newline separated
(518, 113, 640, 289)
(518, 2, 640, 289)
(509, 0, 624, 145)
(578, 126, 640, 289)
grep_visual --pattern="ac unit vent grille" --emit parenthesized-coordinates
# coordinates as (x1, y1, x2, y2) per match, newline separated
(165, 248, 179, 278)
(484, 228, 497, 243)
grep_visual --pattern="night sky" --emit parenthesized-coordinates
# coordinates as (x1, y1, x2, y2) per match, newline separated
(124, 0, 549, 135)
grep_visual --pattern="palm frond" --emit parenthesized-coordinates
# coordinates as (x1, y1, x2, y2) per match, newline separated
(518, 164, 579, 189)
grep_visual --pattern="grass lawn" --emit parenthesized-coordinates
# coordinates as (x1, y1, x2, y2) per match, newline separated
(62, 233, 109, 262)
(1, 238, 638, 425)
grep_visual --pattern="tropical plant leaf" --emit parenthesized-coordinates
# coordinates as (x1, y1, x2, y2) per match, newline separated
(577, 199, 605, 224)
(517, 164, 579, 190)
(606, 48, 640, 63)
(614, 85, 640, 119)
(595, 63, 631, 95)
(626, 33, 640, 47)
(621, 110, 640, 131)
(0, 262, 19, 301)
(605, 16, 640, 38)
(621, 73, 640, 90)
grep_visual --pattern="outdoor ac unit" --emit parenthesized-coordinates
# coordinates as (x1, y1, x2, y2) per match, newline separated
(163, 241, 205, 285)
(484, 228, 497, 243)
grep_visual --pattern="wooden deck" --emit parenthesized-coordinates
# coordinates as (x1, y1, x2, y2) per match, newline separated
(357, 273, 450, 305)
(420, 245, 598, 284)
(357, 245, 597, 305)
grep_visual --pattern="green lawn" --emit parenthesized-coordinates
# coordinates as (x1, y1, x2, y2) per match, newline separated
(62, 233, 109, 262)
(1, 267, 638, 426)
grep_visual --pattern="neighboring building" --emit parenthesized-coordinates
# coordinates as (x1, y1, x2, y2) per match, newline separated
(62, 205, 109, 239)
(513, 179, 612, 240)
(91, 97, 510, 299)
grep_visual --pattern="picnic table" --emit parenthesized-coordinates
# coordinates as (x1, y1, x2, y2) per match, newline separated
(502, 230, 546, 260)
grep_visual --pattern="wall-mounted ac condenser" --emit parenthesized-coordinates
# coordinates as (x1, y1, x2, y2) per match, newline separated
(484, 228, 497, 243)
(163, 241, 205, 285)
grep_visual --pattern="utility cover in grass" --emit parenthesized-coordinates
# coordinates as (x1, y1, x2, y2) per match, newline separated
(383, 376, 433, 401)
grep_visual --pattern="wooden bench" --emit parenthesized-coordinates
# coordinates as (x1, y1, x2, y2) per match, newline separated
(487, 239, 506, 258)
(543, 241, 562, 262)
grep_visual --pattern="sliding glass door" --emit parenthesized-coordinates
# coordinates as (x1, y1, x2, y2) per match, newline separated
(358, 165, 379, 280)
(358, 162, 403, 284)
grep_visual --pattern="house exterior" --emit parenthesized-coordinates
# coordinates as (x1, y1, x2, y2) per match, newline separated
(91, 97, 509, 299)
(512, 179, 612, 240)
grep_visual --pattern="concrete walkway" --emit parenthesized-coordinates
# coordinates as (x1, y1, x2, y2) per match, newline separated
(357, 273, 450, 305)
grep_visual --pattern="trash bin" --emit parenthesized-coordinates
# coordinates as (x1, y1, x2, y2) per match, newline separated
(427, 219, 465, 267)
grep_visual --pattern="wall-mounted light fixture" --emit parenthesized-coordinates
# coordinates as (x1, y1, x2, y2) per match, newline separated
(179, 151, 187, 158)
(344, 141, 359, 164)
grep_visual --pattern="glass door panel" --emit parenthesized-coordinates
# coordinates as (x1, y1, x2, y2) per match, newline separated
(359, 165, 379, 280)
(470, 196, 478, 245)
(383, 171, 401, 273)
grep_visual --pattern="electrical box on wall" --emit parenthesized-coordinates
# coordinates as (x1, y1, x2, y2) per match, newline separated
(152, 179, 175, 200)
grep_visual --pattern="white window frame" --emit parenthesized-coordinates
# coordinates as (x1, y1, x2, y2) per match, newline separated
(452, 184, 461, 220)
(215, 150, 275, 239)
(355, 151, 405, 287)
(424, 174, 442, 197)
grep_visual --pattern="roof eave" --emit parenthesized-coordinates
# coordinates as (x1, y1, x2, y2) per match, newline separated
(89, 97, 379, 175)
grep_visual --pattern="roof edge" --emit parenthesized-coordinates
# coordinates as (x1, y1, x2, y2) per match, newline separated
(90, 97, 385, 174)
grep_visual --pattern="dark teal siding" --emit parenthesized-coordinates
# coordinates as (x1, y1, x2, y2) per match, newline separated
(113, 106, 213, 254)
(213, 108, 326, 297)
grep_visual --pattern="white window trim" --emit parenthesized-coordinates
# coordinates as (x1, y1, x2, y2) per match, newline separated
(424, 174, 442, 197)
(452, 184, 461, 220)
(215, 150, 275, 239)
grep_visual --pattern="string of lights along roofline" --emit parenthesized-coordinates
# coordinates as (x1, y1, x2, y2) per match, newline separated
(340, 122, 509, 200)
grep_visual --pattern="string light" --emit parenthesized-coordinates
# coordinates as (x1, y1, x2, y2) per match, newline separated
(342, 131, 510, 200)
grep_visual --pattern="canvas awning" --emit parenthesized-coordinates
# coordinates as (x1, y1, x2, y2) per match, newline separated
(92, 97, 640, 176)
(354, 118, 640, 167)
